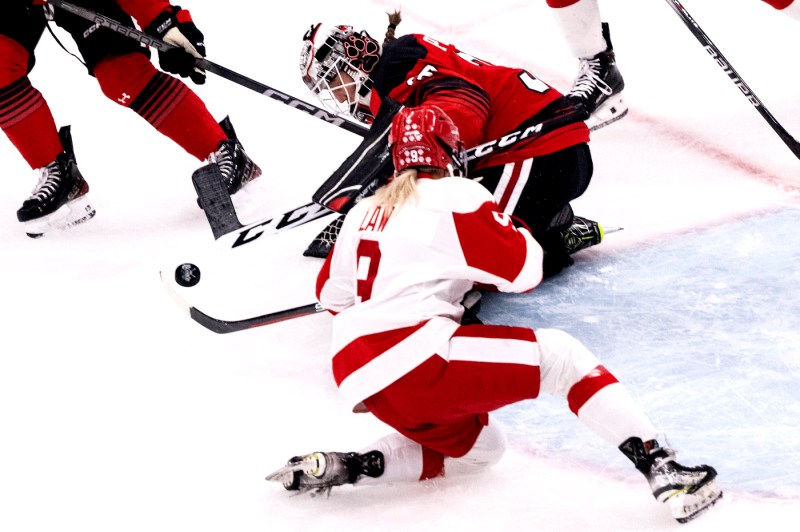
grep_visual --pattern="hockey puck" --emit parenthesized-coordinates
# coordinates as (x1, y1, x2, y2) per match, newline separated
(175, 263, 201, 287)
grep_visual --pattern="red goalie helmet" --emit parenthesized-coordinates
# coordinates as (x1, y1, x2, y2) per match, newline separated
(389, 106, 467, 177)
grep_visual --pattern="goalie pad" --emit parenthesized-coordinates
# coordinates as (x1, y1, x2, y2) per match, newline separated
(303, 214, 344, 258)
(312, 98, 403, 214)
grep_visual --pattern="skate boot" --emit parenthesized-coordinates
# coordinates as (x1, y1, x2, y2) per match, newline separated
(17, 125, 95, 238)
(567, 23, 627, 131)
(266, 450, 385, 494)
(562, 216, 604, 254)
(620, 437, 722, 523)
(208, 116, 262, 195)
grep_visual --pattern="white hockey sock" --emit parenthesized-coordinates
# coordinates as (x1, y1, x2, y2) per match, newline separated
(576, 382, 659, 446)
(548, 0, 607, 58)
(358, 432, 423, 485)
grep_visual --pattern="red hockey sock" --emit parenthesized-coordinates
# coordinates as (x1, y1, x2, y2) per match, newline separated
(763, 0, 793, 9)
(546, 0, 582, 7)
(94, 53, 225, 161)
(0, 37, 62, 169)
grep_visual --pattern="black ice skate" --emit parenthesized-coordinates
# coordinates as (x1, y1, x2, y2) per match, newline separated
(562, 216, 604, 254)
(209, 116, 262, 195)
(620, 437, 722, 523)
(266, 451, 384, 494)
(17, 125, 95, 238)
(567, 23, 627, 131)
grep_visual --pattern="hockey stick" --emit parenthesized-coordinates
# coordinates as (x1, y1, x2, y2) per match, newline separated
(195, 106, 585, 241)
(182, 109, 583, 333)
(665, 0, 800, 159)
(191, 302, 325, 333)
(47, 0, 369, 137)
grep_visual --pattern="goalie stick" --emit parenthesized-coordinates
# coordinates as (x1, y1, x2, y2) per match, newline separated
(195, 105, 585, 241)
(47, 0, 370, 137)
(185, 107, 585, 333)
(665, 0, 800, 159)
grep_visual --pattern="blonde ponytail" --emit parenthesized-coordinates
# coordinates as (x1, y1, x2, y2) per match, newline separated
(373, 169, 419, 208)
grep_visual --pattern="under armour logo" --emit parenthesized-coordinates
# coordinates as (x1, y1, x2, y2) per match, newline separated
(118, 93, 131, 105)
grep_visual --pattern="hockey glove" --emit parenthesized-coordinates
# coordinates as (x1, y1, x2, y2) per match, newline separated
(145, 6, 206, 84)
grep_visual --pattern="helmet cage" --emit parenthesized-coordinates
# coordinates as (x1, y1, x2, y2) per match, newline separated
(301, 24, 378, 122)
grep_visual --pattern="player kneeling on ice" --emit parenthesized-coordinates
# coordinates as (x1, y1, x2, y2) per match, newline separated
(266, 106, 722, 524)
(299, 15, 603, 278)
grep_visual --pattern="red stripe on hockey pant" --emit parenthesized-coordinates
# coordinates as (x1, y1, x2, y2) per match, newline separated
(567, 364, 619, 415)
(419, 447, 445, 480)
(546, 0, 582, 7)
(0, 79, 62, 169)
(94, 54, 224, 160)
(763, 0, 794, 9)
(331, 323, 427, 386)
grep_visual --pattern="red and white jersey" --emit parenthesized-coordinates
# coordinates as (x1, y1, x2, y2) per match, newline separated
(316, 176, 544, 409)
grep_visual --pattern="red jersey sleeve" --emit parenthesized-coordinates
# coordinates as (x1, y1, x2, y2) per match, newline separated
(115, 0, 171, 28)
(452, 200, 543, 293)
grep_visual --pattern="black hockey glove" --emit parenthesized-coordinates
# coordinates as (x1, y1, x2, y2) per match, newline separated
(145, 6, 206, 84)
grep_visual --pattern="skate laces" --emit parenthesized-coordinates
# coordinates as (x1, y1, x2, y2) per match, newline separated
(28, 161, 63, 202)
(570, 56, 613, 99)
(209, 141, 236, 184)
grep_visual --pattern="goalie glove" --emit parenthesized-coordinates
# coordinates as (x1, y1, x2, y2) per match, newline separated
(145, 6, 206, 84)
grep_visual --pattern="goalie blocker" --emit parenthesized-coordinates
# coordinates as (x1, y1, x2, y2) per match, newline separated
(311, 98, 403, 214)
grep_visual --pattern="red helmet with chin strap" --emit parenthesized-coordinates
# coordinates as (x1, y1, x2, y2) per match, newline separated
(389, 106, 467, 177)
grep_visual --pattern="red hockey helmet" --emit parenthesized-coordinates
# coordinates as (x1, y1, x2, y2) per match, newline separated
(389, 106, 467, 177)
(300, 23, 380, 124)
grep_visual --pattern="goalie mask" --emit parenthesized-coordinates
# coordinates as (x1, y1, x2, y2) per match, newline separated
(300, 23, 381, 124)
(389, 106, 467, 178)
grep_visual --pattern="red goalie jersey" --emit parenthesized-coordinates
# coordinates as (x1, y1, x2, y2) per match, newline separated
(316, 176, 544, 409)
(368, 34, 589, 170)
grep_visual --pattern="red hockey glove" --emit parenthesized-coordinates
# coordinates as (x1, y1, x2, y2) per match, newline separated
(145, 6, 206, 84)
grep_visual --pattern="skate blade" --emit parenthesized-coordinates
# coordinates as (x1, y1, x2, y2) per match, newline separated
(22, 195, 96, 238)
(587, 94, 628, 131)
(671, 480, 723, 523)
(265, 461, 307, 482)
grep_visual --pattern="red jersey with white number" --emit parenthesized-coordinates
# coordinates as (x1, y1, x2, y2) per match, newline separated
(316, 176, 544, 409)
(369, 34, 589, 169)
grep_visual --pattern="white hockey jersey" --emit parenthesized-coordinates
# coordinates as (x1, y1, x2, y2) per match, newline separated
(316, 176, 544, 409)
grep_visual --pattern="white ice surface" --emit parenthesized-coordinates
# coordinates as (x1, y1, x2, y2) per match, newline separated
(1, 1, 798, 530)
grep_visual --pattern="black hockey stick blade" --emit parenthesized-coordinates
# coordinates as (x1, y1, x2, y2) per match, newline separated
(190, 302, 324, 334)
(161, 267, 325, 333)
(192, 164, 243, 239)
(665, 0, 800, 160)
(48, 0, 369, 137)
